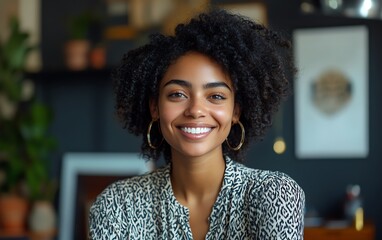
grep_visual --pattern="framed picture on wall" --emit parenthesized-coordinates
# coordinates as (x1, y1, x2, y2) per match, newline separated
(59, 152, 153, 240)
(293, 25, 369, 159)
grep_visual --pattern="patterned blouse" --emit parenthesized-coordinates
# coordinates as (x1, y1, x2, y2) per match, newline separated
(89, 157, 305, 239)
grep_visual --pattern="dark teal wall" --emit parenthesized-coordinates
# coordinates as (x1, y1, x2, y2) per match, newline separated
(37, 0, 382, 238)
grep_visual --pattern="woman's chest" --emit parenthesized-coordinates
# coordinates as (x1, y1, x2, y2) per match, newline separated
(124, 197, 254, 239)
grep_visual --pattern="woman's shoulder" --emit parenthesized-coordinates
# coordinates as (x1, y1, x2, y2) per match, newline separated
(233, 161, 304, 197)
(88, 166, 169, 238)
(257, 170, 304, 197)
(94, 165, 169, 203)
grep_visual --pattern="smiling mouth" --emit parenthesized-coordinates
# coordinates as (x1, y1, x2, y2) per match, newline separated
(180, 127, 212, 135)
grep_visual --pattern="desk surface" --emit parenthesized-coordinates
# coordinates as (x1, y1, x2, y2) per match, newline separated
(305, 222, 375, 240)
(0, 230, 56, 240)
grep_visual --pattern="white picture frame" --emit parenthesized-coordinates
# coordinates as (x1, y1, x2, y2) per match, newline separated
(58, 152, 153, 240)
(293, 26, 369, 159)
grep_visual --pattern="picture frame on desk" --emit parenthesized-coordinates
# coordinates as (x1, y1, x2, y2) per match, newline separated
(58, 152, 153, 240)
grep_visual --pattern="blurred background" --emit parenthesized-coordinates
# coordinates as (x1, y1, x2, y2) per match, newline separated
(0, 0, 381, 239)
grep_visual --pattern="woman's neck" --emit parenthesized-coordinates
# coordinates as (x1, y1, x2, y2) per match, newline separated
(170, 151, 226, 204)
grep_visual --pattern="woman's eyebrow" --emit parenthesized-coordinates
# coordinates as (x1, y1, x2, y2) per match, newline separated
(163, 79, 191, 88)
(164, 79, 232, 91)
(204, 82, 232, 91)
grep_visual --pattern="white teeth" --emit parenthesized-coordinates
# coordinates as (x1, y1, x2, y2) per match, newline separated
(181, 127, 211, 134)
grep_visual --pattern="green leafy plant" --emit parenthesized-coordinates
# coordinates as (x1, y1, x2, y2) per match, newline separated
(0, 17, 57, 201)
(67, 11, 100, 40)
(0, 17, 33, 194)
(0, 17, 32, 102)
(22, 102, 57, 201)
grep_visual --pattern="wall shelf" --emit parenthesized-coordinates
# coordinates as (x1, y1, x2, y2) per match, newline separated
(26, 68, 112, 83)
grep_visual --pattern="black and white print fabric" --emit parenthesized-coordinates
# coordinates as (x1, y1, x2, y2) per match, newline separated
(89, 157, 305, 239)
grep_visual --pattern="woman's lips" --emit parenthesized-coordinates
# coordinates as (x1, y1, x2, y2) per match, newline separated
(178, 126, 213, 139)
(181, 127, 212, 134)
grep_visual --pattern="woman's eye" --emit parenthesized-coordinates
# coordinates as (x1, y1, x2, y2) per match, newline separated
(168, 92, 187, 99)
(209, 94, 226, 101)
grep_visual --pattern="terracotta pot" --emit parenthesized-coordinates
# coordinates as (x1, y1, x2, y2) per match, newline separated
(0, 195, 28, 234)
(28, 200, 56, 235)
(90, 47, 106, 69)
(64, 40, 90, 71)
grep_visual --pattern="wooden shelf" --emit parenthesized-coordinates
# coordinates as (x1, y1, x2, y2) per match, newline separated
(25, 68, 112, 83)
(304, 221, 375, 240)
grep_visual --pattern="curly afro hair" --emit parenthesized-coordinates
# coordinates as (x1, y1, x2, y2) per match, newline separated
(113, 8, 294, 163)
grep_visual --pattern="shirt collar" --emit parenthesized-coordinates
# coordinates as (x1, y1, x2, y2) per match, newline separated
(160, 155, 237, 202)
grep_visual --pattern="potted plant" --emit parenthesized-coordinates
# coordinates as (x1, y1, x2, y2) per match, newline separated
(0, 16, 34, 234)
(64, 11, 94, 70)
(0, 17, 57, 235)
(23, 102, 57, 237)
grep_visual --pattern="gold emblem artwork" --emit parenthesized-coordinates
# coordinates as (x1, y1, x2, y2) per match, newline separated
(311, 69, 352, 115)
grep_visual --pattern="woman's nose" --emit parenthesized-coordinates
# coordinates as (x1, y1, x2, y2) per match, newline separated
(184, 98, 206, 118)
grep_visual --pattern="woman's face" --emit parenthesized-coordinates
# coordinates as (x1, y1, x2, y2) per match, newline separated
(150, 52, 240, 160)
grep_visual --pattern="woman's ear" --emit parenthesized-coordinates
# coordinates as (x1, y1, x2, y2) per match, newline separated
(149, 98, 159, 119)
(232, 103, 241, 123)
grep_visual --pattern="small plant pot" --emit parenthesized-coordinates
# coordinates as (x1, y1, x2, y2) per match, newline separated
(28, 200, 56, 239)
(90, 46, 106, 69)
(64, 40, 90, 71)
(0, 195, 28, 234)
(28, 200, 56, 232)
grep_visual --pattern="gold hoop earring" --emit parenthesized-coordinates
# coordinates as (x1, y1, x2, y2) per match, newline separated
(147, 119, 163, 149)
(226, 121, 245, 151)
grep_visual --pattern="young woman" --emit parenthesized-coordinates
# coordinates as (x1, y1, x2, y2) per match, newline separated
(89, 9, 304, 239)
